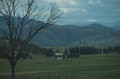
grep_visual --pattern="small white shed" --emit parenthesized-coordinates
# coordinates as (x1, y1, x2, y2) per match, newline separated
(55, 53, 64, 60)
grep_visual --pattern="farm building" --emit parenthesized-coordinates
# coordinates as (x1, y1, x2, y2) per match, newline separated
(55, 53, 63, 60)
(55, 52, 68, 60)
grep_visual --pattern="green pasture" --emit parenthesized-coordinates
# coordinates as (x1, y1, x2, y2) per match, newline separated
(0, 54, 120, 79)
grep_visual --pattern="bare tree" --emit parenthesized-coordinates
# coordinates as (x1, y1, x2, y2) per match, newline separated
(0, 0, 61, 79)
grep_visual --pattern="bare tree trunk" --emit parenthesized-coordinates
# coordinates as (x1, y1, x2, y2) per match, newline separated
(11, 65, 15, 79)
(10, 60, 16, 79)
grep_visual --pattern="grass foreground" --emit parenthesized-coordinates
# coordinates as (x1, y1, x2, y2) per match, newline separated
(0, 54, 120, 79)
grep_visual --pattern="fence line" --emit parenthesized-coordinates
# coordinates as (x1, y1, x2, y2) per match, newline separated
(25, 75, 68, 79)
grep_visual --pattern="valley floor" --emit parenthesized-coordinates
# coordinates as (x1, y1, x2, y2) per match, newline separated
(0, 54, 120, 79)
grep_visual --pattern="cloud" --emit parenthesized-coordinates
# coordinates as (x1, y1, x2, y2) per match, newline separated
(44, 0, 78, 14)
(82, 8, 87, 13)
(60, 8, 70, 13)
(87, 19, 97, 22)
(44, 0, 78, 6)
(69, 0, 78, 6)
(88, 0, 102, 5)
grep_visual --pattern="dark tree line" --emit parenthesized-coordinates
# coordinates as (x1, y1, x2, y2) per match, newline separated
(64, 46, 100, 58)
(25, 45, 120, 57)
(102, 46, 120, 54)
(1, 39, 120, 59)
(64, 46, 120, 58)
(0, 40, 55, 58)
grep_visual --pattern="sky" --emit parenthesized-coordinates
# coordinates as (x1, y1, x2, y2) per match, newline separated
(38, 0, 120, 27)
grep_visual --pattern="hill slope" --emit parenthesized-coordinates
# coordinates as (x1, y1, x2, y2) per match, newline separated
(31, 24, 120, 47)
(0, 17, 120, 47)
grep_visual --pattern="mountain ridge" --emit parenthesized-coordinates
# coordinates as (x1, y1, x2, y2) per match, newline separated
(31, 23, 120, 47)
(0, 17, 120, 47)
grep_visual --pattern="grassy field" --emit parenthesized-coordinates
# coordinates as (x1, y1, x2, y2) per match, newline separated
(0, 54, 120, 79)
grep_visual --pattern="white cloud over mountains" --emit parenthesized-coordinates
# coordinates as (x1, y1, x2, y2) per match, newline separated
(41, 0, 120, 26)
(44, 0, 78, 6)
(87, 19, 97, 22)
(43, 0, 102, 14)
(88, 0, 102, 5)
(44, 0, 78, 13)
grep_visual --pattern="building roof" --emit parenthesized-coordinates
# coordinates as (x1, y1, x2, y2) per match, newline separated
(55, 53, 63, 56)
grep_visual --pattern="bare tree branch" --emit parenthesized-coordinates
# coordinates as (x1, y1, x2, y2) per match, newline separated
(0, 0, 61, 79)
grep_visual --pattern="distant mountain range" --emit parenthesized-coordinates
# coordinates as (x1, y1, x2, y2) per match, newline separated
(112, 25, 120, 31)
(0, 17, 120, 47)
(31, 23, 120, 47)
